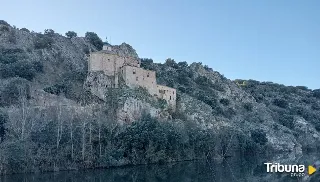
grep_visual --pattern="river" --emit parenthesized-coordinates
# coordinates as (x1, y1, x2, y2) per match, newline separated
(1, 153, 320, 182)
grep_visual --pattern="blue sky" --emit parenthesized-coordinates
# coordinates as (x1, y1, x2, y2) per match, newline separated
(2, 0, 320, 89)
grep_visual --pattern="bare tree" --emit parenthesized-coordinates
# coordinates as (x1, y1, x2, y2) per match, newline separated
(19, 86, 28, 140)
(56, 103, 63, 150)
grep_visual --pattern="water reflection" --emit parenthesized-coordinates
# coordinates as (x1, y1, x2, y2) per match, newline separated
(1, 153, 320, 182)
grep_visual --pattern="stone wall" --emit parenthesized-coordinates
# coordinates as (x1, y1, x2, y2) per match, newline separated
(88, 52, 140, 87)
(120, 65, 157, 95)
(156, 85, 176, 109)
(87, 49, 176, 110)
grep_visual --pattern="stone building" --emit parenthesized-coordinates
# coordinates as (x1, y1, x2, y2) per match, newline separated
(87, 43, 176, 109)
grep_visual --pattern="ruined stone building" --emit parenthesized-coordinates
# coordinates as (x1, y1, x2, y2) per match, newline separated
(87, 43, 176, 109)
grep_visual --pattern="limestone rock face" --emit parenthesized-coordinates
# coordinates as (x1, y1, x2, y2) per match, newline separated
(111, 43, 139, 58)
(293, 117, 320, 149)
(117, 97, 161, 125)
(84, 71, 114, 100)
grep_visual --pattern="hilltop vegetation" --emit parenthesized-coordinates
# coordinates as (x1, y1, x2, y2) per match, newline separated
(0, 20, 319, 174)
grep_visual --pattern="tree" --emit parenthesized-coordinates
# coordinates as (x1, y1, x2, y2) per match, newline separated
(165, 58, 178, 68)
(273, 98, 288, 108)
(85, 32, 103, 50)
(0, 20, 10, 26)
(178, 61, 188, 68)
(20, 28, 30, 33)
(251, 129, 268, 145)
(44, 29, 55, 36)
(0, 111, 7, 142)
(65, 31, 77, 39)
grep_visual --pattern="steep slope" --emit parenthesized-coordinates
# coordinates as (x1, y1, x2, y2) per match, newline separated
(0, 20, 317, 174)
(141, 59, 305, 152)
(235, 79, 320, 150)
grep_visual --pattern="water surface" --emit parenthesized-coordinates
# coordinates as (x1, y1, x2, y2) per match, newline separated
(1, 154, 320, 182)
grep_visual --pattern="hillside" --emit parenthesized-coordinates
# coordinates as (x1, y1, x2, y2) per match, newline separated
(0, 20, 319, 174)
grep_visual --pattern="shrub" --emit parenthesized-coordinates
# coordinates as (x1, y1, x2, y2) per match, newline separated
(313, 89, 320, 99)
(312, 103, 320, 111)
(33, 61, 44, 72)
(43, 84, 67, 95)
(8, 30, 16, 43)
(0, 20, 10, 26)
(34, 34, 54, 49)
(20, 28, 30, 33)
(165, 58, 178, 68)
(158, 99, 167, 109)
(219, 98, 230, 106)
(251, 129, 268, 145)
(65, 31, 77, 38)
(85, 32, 103, 50)
(0, 61, 43, 80)
(83, 47, 90, 54)
(178, 61, 188, 68)
(273, 98, 288, 108)
(44, 29, 55, 36)
(140, 58, 154, 70)
(0, 48, 26, 64)
(0, 25, 9, 32)
(296, 86, 309, 91)
(12, 61, 37, 80)
(204, 65, 213, 72)
(243, 102, 253, 111)
(278, 114, 294, 129)
(178, 86, 186, 93)
(196, 91, 217, 108)
(0, 79, 30, 106)
(0, 111, 8, 142)
(195, 76, 212, 87)
(314, 122, 320, 132)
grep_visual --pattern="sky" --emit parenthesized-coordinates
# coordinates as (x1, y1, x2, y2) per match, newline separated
(1, 0, 320, 89)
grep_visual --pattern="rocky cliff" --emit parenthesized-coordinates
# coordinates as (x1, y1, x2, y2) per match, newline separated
(0, 20, 319, 174)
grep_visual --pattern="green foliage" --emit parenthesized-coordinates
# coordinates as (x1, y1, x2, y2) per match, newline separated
(140, 58, 154, 70)
(196, 91, 217, 108)
(65, 31, 77, 38)
(44, 29, 55, 36)
(0, 20, 10, 26)
(273, 98, 288, 108)
(85, 32, 103, 50)
(20, 28, 30, 33)
(83, 46, 90, 54)
(313, 89, 320, 99)
(278, 114, 294, 129)
(43, 84, 67, 95)
(296, 86, 309, 91)
(8, 30, 16, 43)
(219, 98, 230, 106)
(158, 99, 167, 109)
(0, 25, 9, 32)
(0, 60, 43, 80)
(311, 103, 320, 111)
(0, 48, 26, 64)
(195, 76, 211, 87)
(0, 111, 7, 142)
(165, 58, 178, 68)
(204, 65, 213, 72)
(314, 122, 320, 132)
(34, 34, 54, 49)
(0, 79, 31, 107)
(177, 61, 188, 68)
(251, 129, 268, 145)
(243, 102, 253, 112)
